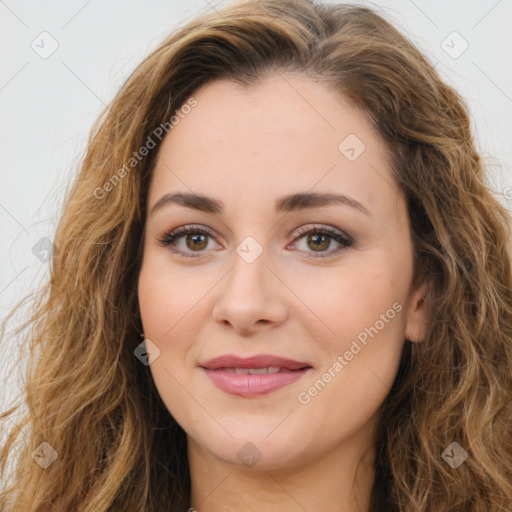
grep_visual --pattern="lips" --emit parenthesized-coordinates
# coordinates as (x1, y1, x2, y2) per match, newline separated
(199, 354, 313, 397)
(200, 354, 312, 371)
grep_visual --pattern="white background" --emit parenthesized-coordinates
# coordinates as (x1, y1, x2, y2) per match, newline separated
(1, 0, 511, 410)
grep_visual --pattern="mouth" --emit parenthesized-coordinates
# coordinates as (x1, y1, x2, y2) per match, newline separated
(199, 354, 313, 397)
(212, 367, 304, 374)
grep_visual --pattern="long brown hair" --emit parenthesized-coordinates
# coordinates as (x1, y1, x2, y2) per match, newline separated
(2, 0, 511, 510)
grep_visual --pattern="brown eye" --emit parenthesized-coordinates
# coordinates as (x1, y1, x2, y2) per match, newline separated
(185, 233, 208, 251)
(291, 225, 353, 258)
(156, 224, 219, 258)
(307, 233, 331, 252)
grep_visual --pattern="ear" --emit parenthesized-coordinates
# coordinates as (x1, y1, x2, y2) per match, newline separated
(404, 281, 429, 343)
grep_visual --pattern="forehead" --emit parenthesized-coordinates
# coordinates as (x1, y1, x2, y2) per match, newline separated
(148, 73, 402, 220)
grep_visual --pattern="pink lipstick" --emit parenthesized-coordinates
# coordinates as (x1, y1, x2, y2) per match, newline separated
(199, 354, 313, 397)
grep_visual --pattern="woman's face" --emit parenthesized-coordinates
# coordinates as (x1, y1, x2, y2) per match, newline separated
(138, 73, 427, 470)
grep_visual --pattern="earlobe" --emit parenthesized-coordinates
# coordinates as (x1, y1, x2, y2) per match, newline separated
(404, 281, 429, 343)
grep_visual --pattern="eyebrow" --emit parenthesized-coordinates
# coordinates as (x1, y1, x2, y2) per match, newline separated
(150, 191, 370, 217)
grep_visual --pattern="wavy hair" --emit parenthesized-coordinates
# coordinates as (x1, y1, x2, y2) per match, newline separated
(1, 0, 511, 510)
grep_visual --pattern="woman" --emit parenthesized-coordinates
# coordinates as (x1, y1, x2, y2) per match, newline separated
(1, 0, 511, 510)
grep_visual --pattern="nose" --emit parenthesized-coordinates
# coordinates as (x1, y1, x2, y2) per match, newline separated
(211, 246, 288, 335)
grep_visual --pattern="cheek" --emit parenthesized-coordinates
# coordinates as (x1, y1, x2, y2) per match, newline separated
(137, 258, 194, 408)
(290, 255, 408, 348)
(137, 251, 199, 340)
(294, 256, 408, 402)
(137, 252, 210, 399)
(137, 261, 191, 422)
(286, 284, 406, 461)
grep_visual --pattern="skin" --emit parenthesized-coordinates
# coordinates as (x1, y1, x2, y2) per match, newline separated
(137, 72, 428, 512)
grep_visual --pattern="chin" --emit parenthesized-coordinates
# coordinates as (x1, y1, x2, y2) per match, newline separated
(193, 425, 314, 471)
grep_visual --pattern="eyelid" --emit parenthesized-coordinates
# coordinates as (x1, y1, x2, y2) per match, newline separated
(290, 223, 352, 243)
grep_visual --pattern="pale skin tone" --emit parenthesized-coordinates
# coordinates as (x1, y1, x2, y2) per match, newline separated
(138, 72, 428, 511)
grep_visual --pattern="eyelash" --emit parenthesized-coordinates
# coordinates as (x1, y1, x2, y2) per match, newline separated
(156, 223, 353, 259)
